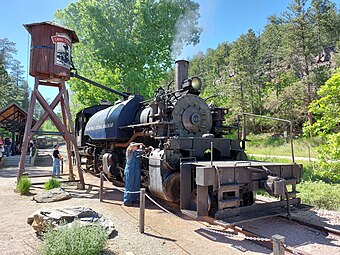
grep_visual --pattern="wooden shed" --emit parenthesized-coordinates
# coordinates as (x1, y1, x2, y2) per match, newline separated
(24, 21, 79, 81)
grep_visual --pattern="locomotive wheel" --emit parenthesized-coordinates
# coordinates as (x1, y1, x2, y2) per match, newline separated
(241, 191, 255, 206)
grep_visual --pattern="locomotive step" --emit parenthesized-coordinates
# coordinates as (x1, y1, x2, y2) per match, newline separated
(219, 197, 241, 209)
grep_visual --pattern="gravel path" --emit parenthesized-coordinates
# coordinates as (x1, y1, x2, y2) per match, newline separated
(0, 156, 339, 254)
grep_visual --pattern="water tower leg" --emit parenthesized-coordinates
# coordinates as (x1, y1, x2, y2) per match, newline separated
(59, 90, 74, 180)
(62, 87, 85, 189)
(17, 78, 38, 181)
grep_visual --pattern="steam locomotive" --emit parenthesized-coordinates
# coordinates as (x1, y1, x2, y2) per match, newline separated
(74, 60, 302, 220)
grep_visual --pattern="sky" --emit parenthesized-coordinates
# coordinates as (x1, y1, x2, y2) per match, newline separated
(0, 0, 292, 98)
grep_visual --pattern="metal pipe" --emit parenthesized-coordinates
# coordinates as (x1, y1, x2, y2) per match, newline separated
(241, 113, 295, 163)
(242, 113, 246, 141)
(175, 60, 189, 91)
(71, 72, 129, 99)
(210, 141, 214, 166)
(113, 132, 144, 148)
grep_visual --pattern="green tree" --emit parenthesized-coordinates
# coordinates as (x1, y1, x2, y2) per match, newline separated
(306, 70, 340, 181)
(0, 38, 30, 110)
(228, 29, 261, 115)
(280, 0, 317, 127)
(55, 0, 201, 110)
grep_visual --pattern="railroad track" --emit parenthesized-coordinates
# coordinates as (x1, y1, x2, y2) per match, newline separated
(97, 176, 339, 255)
(204, 215, 340, 255)
(140, 192, 339, 255)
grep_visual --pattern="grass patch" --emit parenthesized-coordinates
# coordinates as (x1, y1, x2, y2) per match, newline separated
(16, 176, 31, 195)
(297, 181, 340, 211)
(44, 178, 61, 190)
(245, 133, 319, 158)
(39, 221, 108, 255)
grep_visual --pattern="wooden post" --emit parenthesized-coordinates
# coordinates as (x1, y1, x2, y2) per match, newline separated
(139, 188, 146, 234)
(11, 128, 15, 156)
(99, 172, 103, 202)
(17, 78, 38, 181)
(272, 234, 285, 255)
(60, 87, 74, 180)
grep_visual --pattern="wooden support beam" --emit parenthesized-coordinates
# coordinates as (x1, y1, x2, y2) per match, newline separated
(31, 85, 66, 131)
(18, 79, 38, 181)
(62, 89, 84, 187)
(17, 78, 85, 189)
(60, 89, 74, 180)
(35, 89, 67, 132)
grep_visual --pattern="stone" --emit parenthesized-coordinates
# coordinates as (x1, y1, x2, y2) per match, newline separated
(27, 207, 116, 236)
(33, 188, 71, 203)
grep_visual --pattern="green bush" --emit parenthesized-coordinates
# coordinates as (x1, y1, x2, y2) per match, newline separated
(297, 181, 340, 211)
(245, 133, 319, 158)
(39, 221, 108, 255)
(44, 178, 61, 190)
(16, 176, 31, 195)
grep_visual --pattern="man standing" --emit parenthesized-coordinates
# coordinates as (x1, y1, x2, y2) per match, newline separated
(123, 142, 143, 206)
(52, 144, 62, 177)
(4, 137, 11, 157)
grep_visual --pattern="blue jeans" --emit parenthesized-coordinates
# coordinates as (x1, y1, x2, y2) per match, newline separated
(52, 158, 60, 176)
(4, 145, 10, 157)
(124, 151, 141, 204)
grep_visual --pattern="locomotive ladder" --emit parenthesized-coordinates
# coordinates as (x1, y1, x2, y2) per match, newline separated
(17, 78, 85, 189)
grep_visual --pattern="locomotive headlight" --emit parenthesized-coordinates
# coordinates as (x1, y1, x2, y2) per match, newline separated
(191, 77, 202, 90)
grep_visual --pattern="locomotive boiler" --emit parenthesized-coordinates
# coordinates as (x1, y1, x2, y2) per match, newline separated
(74, 60, 302, 220)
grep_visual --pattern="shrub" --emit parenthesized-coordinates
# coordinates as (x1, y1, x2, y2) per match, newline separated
(16, 176, 31, 195)
(297, 181, 340, 211)
(44, 178, 61, 190)
(39, 221, 108, 255)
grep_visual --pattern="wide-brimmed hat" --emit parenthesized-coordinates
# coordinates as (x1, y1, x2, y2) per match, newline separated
(129, 142, 143, 147)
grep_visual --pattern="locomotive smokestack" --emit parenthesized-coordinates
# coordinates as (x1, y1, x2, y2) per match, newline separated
(175, 60, 189, 90)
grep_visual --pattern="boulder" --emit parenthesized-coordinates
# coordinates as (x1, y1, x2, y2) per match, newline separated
(27, 207, 115, 236)
(33, 188, 71, 203)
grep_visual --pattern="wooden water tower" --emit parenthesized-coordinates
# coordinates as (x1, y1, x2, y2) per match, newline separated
(18, 21, 84, 188)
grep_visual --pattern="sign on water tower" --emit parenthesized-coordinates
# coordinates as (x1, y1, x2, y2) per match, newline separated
(24, 21, 78, 81)
(51, 33, 72, 68)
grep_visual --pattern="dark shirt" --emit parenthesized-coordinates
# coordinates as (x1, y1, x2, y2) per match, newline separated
(53, 149, 60, 159)
(4, 138, 10, 145)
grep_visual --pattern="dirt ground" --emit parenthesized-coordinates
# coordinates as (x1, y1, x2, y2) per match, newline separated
(0, 152, 339, 255)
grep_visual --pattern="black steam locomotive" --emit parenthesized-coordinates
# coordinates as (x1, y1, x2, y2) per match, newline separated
(74, 60, 302, 220)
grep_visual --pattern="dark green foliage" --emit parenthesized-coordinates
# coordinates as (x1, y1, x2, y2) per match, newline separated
(44, 178, 61, 190)
(0, 38, 30, 110)
(39, 221, 108, 255)
(16, 177, 31, 195)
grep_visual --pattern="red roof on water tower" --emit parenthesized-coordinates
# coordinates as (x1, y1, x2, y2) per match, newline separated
(23, 21, 79, 43)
